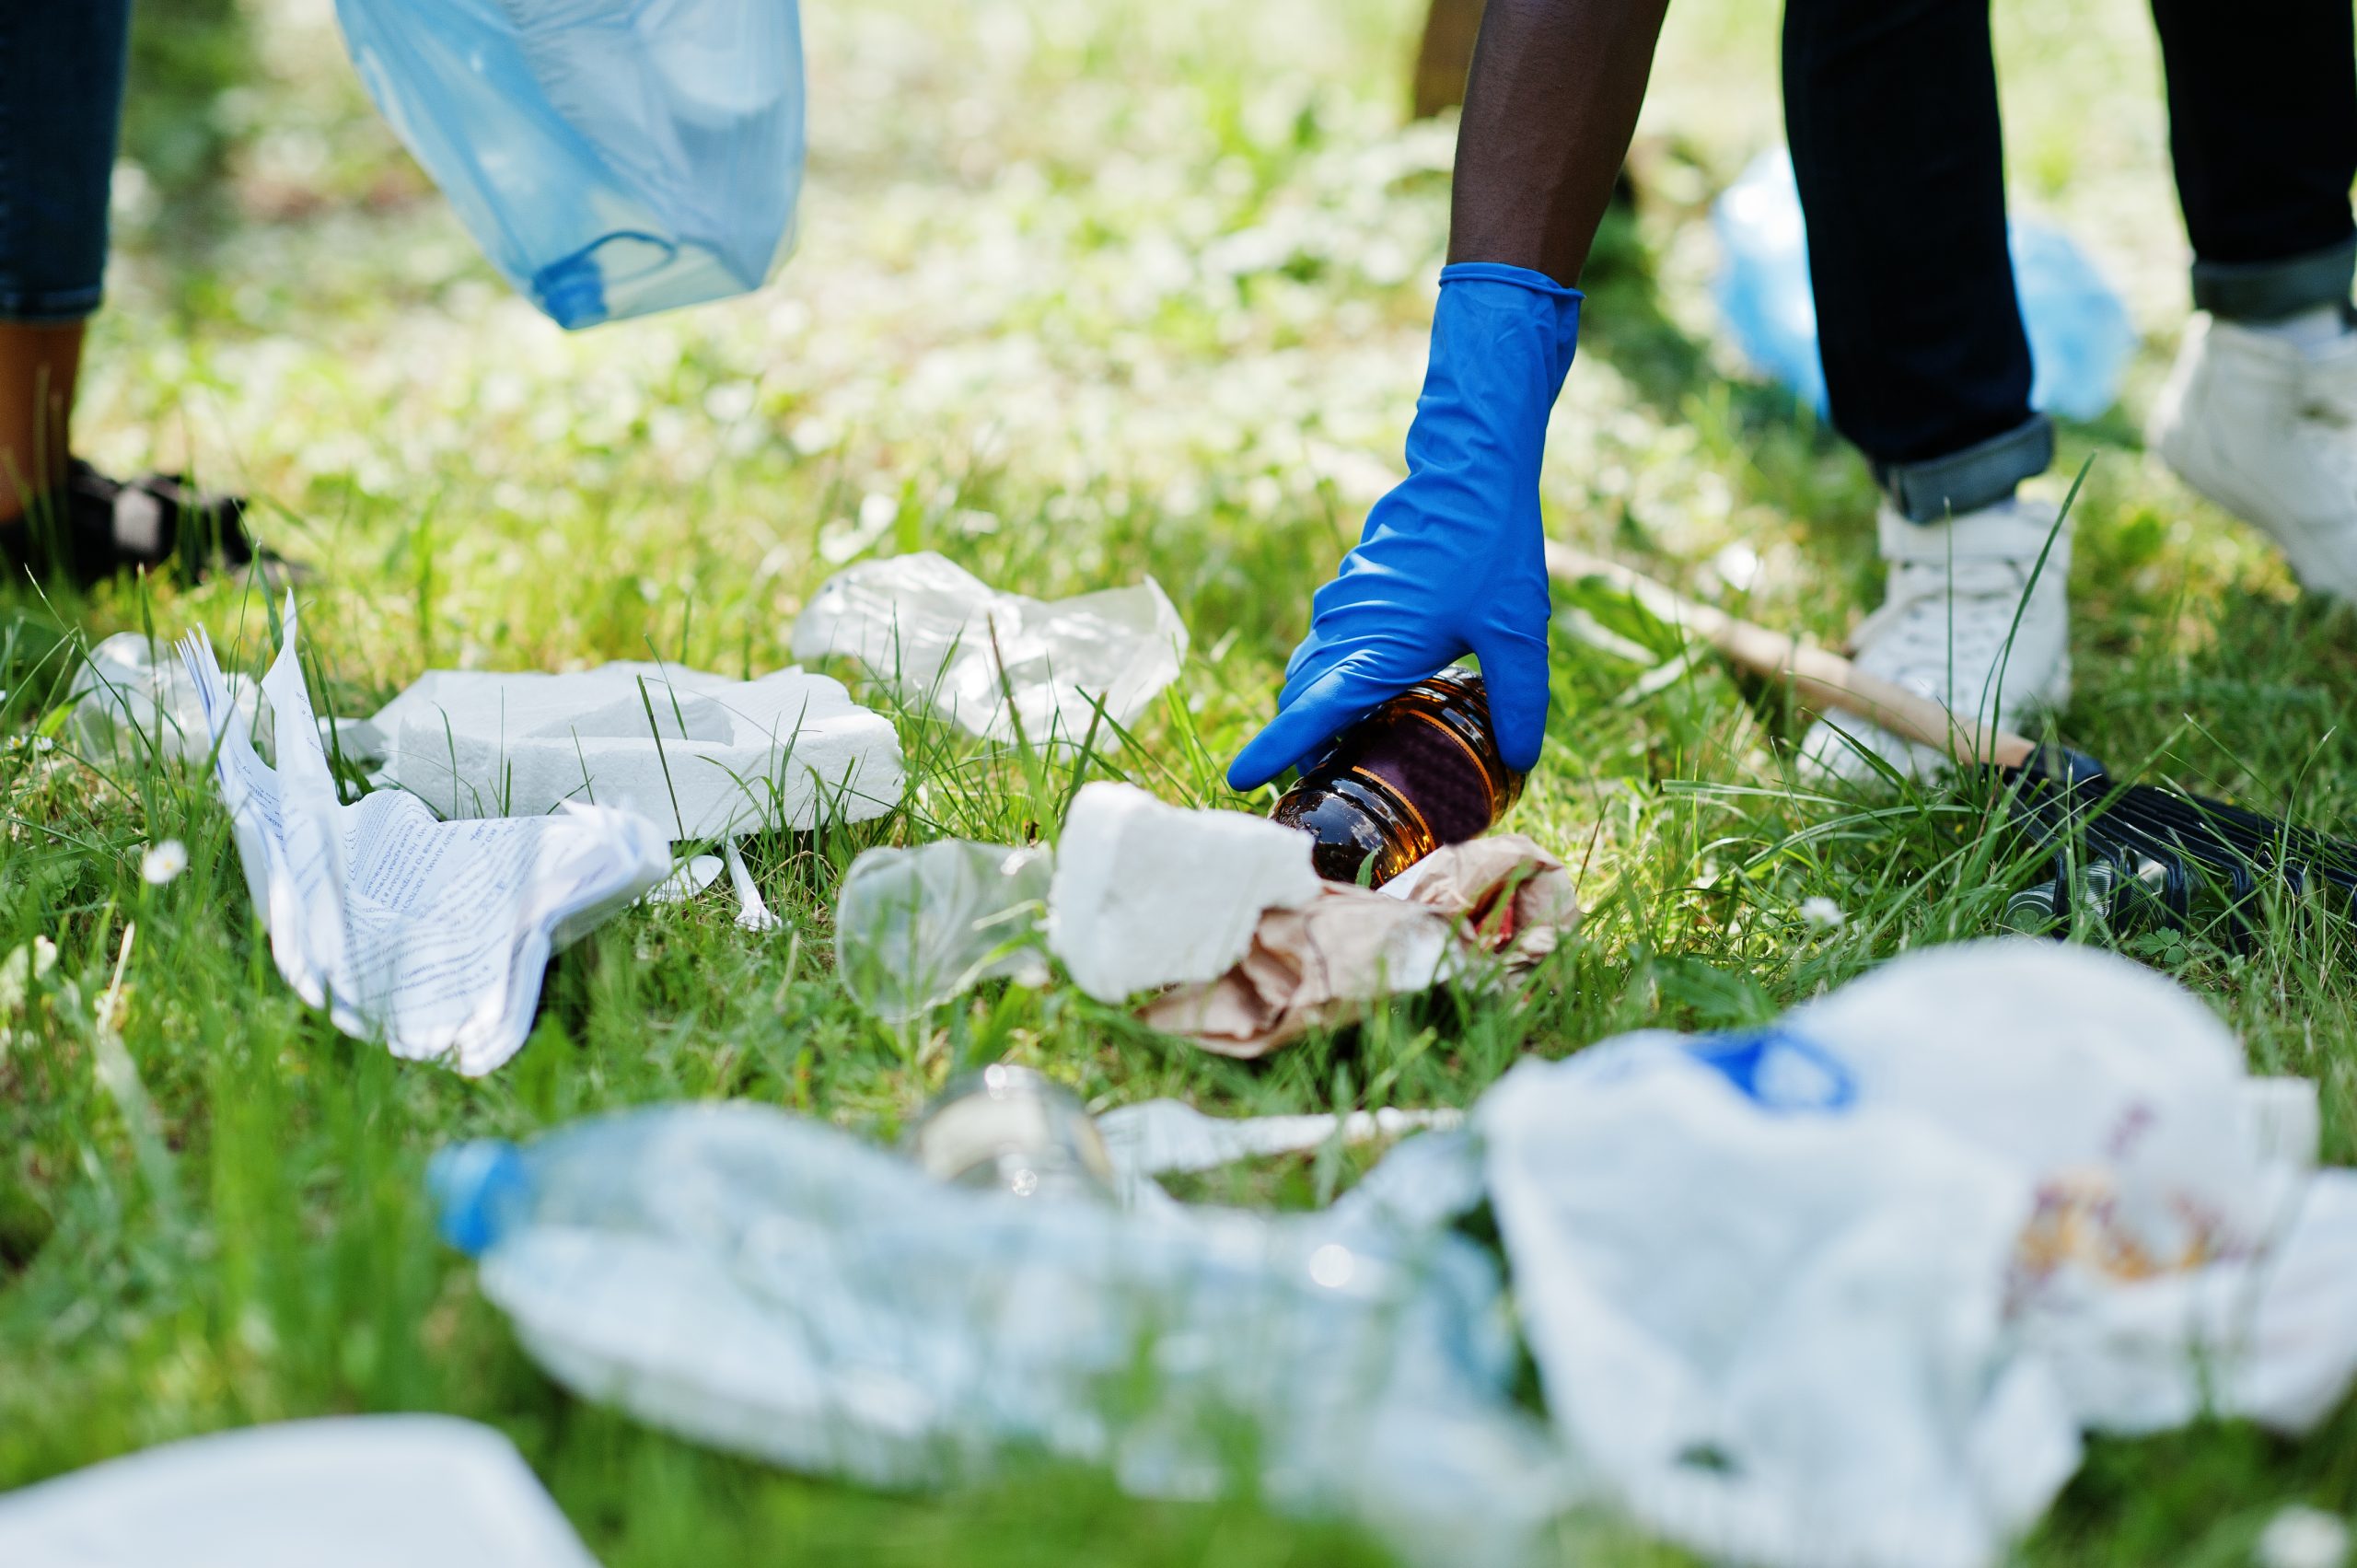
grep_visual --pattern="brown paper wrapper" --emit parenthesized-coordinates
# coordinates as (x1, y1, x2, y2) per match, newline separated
(1140, 833, 1581, 1057)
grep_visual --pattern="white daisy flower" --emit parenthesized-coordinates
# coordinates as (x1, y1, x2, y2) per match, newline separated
(140, 840, 189, 886)
(2258, 1506, 2350, 1568)
(1799, 897, 1845, 932)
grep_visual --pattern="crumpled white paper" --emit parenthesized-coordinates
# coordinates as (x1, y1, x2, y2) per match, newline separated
(180, 597, 671, 1074)
(0, 1416, 598, 1568)
(1471, 939, 2357, 1568)
(1045, 782, 1322, 1003)
(790, 552, 1189, 744)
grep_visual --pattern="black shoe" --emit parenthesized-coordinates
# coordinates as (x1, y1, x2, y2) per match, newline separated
(2, 460, 292, 590)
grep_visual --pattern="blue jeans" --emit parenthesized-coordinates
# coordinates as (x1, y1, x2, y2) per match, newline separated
(0, 0, 133, 322)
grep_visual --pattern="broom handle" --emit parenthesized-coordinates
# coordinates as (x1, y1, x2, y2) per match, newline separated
(1544, 543, 2038, 771)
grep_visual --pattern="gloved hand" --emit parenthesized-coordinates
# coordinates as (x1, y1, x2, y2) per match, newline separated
(1227, 262, 1583, 791)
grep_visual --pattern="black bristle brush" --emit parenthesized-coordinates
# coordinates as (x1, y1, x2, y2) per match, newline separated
(1548, 544, 2357, 944)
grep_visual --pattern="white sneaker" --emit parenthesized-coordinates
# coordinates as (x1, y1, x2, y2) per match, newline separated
(2150, 312, 2357, 598)
(1798, 496, 2073, 784)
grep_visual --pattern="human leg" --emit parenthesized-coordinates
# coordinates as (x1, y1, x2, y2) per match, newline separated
(0, 320, 82, 517)
(2146, 0, 2357, 598)
(0, 0, 131, 519)
(1781, 0, 2068, 781)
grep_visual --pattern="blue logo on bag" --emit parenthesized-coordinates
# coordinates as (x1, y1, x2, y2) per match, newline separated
(1685, 1028, 1857, 1112)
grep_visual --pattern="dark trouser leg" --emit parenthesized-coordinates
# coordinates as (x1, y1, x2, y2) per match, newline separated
(1782, 0, 2051, 522)
(2150, 0, 2357, 320)
(0, 0, 133, 519)
(0, 0, 131, 322)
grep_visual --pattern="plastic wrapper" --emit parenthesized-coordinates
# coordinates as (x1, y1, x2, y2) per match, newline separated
(835, 840, 1055, 1021)
(1714, 147, 2136, 422)
(791, 553, 1190, 745)
(70, 633, 261, 764)
(333, 0, 805, 328)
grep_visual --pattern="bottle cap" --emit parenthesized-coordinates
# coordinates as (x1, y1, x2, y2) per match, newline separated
(426, 1141, 533, 1257)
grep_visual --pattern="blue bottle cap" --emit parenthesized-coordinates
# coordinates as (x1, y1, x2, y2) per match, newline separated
(529, 252, 610, 331)
(426, 1141, 532, 1257)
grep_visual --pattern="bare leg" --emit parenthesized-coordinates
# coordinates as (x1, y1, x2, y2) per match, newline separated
(0, 319, 84, 526)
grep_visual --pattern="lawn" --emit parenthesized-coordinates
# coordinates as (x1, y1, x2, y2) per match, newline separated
(6, 0, 2357, 1562)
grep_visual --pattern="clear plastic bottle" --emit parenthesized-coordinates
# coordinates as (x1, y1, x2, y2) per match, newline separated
(421, 1102, 1565, 1565)
(1271, 667, 1526, 888)
(903, 1064, 1114, 1202)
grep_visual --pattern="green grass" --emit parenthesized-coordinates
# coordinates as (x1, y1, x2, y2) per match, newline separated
(6, 0, 2357, 1561)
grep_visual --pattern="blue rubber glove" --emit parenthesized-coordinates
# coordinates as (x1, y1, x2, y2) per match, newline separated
(1227, 262, 1582, 790)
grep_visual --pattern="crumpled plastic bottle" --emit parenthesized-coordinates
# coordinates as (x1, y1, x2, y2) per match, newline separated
(333, 0, 805, 329)
(428, 1101, 1571, 1567)
(834, 841, 1055, 1022)
(1713, 147, 2137, 422)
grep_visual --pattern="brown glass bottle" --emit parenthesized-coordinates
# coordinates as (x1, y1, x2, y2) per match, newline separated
(1270, 666, 1526, 888)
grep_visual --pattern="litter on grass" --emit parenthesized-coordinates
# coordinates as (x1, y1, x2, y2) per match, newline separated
(180, 598, 671, 1075)
(1387, 833, 1583, 964)
(1096, 1097, 1462, 1195)
(1136, 882, 1460, 1056)
(0, 1416, 598, 1568)
(838, 784, 1577, 1044)
(791, 552, 1189, 745)
(907, 1063, 1118, 1201)
(71, 632, 261, 763)
(362, 660, 902, 839)
(644, 852, 726, 904)
(1138, 834, 1578, 1056)
(441, 939, 2357, 1568)
(1714, 147, 2135, 422)
(836, 840, 1053, 1021)
(1469, 939, 2357, 1568)
(1046, 782, 1323, 1004)
(430, 1098, 1572, 1568)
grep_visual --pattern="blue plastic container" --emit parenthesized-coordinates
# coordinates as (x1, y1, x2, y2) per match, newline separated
(1713, 148, 2137, 423)
(335, 0, 806, 329)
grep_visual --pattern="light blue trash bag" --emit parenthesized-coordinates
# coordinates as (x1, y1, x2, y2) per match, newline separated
(335, 0, 806, 329)
(1713, 147, 2137, 422)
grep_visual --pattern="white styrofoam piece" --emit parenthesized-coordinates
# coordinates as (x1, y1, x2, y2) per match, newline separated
(1046, 782, 1322, 1003)
(376, 661, 902, 839)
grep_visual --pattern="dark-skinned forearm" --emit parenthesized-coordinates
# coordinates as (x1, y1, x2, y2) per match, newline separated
(1446, 0, 1672, 286)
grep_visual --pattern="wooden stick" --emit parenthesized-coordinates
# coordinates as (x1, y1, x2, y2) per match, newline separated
(1544, 542, 2038, 772)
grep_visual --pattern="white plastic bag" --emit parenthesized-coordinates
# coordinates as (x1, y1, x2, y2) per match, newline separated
(1480, 940, 2357, 1568)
